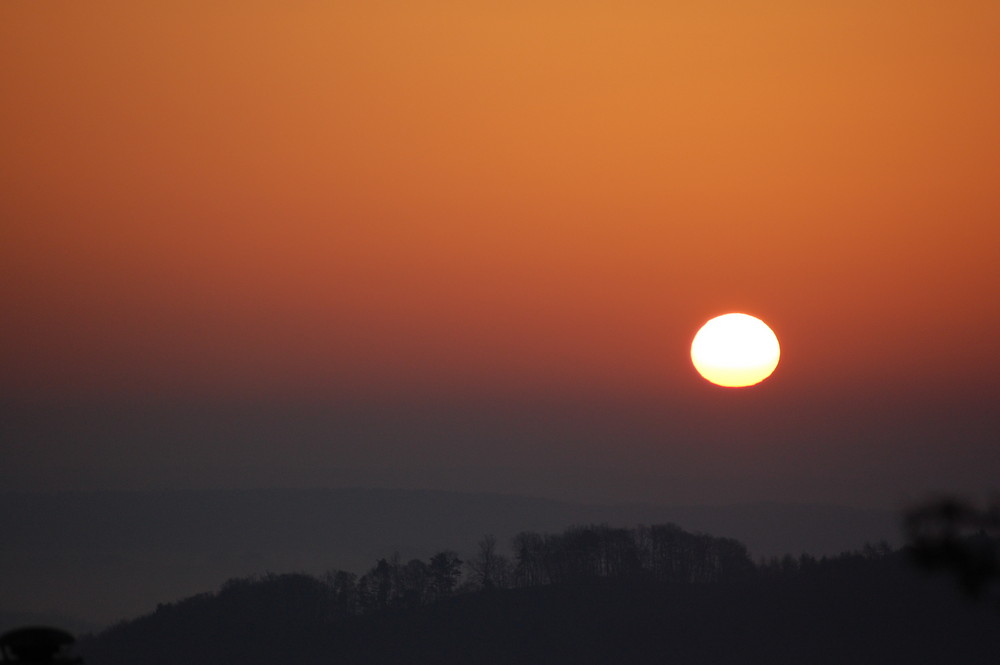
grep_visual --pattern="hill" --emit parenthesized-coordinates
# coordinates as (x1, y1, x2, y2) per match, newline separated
(76, 523, 1000, 665)
(0, 488, 897, 627)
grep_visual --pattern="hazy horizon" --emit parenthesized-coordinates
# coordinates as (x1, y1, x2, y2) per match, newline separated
(4, 386, 997, 509)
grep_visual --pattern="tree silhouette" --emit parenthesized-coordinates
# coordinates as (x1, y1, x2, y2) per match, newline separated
(467, 535, 511, 589)
(905, 496, 1000, 601)
(427, 551, 462, 600)
(324, 570, 358, 618)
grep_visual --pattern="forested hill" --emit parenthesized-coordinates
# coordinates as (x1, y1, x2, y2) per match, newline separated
(0, 488, 897, 627)
(78, 523, 1000, 665)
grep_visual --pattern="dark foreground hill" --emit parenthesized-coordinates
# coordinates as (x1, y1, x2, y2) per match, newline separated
(77, 525, 1000, 665)
(0, 488, 896, 628)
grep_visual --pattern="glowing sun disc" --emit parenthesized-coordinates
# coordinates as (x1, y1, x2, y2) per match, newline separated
(691, 313, 780, 387)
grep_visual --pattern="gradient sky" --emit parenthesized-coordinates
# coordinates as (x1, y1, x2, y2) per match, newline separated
(2, 0, 998, 507)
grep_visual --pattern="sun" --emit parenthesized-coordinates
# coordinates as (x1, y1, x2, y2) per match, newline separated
(690, 313, 780, 388)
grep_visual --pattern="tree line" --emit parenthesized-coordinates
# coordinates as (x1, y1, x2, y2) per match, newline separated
(78, 520, 1000, 665)
(95, 518, 997, 629)
(117, 523, 760, 625)
(344, 523, 757, 612)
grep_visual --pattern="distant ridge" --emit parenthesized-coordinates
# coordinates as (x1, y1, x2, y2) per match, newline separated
(0, 488, 897, 627)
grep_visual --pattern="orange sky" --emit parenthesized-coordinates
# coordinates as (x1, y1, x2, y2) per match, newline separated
(2, 1, 998, 504)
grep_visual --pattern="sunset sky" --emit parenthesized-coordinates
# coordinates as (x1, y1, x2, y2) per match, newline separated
(2, 0, 998, 508)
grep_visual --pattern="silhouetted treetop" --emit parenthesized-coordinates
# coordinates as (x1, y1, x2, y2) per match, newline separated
(905, 496, 1000, 601)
